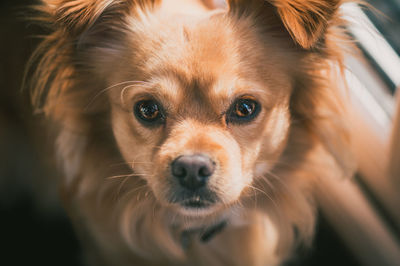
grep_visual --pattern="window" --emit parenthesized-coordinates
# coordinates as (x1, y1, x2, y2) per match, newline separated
(317, 2, 400, 266)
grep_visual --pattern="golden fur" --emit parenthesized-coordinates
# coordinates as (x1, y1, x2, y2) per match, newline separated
(27, 0, 355, 265)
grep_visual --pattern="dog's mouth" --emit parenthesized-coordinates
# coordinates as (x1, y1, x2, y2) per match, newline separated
(181, 197, 214, 209)
(175, 197, 219, 217)
(168, 187, 217, 206)
(168, 191, 219, 216)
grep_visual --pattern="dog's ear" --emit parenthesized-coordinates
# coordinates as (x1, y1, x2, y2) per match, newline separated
(40, 0, 160, 36)
(227, 0, 341, 49)
(29, 0, 161, 119)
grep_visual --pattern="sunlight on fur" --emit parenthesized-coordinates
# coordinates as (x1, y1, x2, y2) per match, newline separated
(26, 0, 356, 265)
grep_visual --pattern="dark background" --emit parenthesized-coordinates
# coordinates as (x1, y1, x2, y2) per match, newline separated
(0, 0, 360, 265)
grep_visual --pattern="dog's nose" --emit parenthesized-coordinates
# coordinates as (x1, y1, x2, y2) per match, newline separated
(171, 154, 215, 190)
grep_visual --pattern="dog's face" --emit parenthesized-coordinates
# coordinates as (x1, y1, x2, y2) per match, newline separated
(105, 8, 297, 216)
(33, 0, 344, 219)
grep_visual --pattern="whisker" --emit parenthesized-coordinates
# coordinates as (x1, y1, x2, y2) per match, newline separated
(107, 173, 136, 180)
(245, 184, 280, 212)
(254, 159, 296, 169)
(107, 169, 147, 180)
(120, 83, 153, 105)
(106, 172, 153, 180)
(116, 175, 131, 199)
(108, 162, 134, 167)
(109, 161, 154, 168)
(263, 170, 291, 192)
(85, 80, 152, 110)
(119, 184, 149, 202)
(257, 173, 276, 191)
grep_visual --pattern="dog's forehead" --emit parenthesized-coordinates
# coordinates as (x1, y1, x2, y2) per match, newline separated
(129, 13, 243, 97)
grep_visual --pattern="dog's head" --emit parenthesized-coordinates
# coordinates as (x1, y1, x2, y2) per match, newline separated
(31, 0, 348, 218)
(108, 6, 296, 216)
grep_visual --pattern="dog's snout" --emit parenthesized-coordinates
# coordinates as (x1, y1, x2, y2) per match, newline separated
(171, 155, 215, 190)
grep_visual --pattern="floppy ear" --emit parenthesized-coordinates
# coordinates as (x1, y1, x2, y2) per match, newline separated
(227, 0, 341, 49)
(40, 0, 160, 35)
(29, 0, 161, 117)
(39, 0, 121, 35)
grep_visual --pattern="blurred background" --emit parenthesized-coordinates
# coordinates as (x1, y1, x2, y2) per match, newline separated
(0, 0, 399, 265)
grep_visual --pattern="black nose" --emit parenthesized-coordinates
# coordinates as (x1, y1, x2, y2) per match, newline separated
(171, 154, 215, 191)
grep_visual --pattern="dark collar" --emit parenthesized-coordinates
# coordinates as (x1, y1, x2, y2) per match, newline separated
(181, 220, 227, 249)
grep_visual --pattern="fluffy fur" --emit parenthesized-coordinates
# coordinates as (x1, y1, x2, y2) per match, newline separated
(27, 0, 355, 265)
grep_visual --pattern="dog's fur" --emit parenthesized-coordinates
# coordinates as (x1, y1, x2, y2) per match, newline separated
(27, 0, 355, 265)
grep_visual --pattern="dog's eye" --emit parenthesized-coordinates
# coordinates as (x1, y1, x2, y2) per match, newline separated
(227, 97, 260, 124)
(134, 100, 164, 125)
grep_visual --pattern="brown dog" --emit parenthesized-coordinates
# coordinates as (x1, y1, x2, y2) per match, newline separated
(27, 0, 355, 265)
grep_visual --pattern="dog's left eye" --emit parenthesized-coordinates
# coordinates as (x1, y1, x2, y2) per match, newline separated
(134, 100, 165, 125)
(227, 97, 260, 124)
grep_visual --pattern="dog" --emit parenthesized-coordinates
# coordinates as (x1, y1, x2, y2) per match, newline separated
(26, 0, 355, 265)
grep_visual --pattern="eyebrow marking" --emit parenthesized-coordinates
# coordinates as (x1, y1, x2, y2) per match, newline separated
(183, 26, 190, 42)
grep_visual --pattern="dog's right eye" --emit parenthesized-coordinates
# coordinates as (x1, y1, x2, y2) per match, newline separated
(134, 100, 165, 126)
